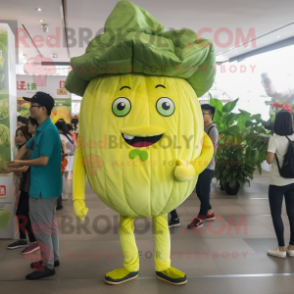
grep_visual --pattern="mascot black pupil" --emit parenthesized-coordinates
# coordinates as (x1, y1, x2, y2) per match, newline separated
(163, 102, 170, 110)
(118, 102, 125, 110)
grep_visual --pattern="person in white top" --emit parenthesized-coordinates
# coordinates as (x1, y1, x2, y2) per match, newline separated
(266, 111, 294, 258)
(55, 120, 75, 201)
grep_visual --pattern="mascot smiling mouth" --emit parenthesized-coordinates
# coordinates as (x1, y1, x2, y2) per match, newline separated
(122, 133, 163, 147)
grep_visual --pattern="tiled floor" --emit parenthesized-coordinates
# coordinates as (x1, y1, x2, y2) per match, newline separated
(1, 171, 294, 294)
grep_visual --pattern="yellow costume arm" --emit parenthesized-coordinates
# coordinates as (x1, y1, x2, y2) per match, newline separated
(174, 133, 214, 181)
(191, 133, 214, 174)
(72, 141, 89, 220)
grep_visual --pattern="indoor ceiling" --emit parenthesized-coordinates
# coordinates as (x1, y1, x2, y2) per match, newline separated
(0, 0, 293, 65)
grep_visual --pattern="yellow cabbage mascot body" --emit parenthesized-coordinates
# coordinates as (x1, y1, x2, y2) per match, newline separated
(66, 0, 215, 285)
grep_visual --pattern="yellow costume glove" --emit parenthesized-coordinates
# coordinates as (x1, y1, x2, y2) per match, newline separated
(73, 199, 89, 221)
(174, 133, 214, 181)
(174, 159, 196, 182)
(191, 133, 214, 175)
(72, 139, 89, 221)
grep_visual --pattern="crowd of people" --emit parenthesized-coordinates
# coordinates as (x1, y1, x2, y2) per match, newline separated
(2, 92, 78, 279)
(2, 91, 294, 280)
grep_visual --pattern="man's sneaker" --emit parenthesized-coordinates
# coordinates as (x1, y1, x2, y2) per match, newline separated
(187, 218, 203, 229)
(62, 194, 68, 200)
(21, 243, 40, 255)
(7, 240, 28, 250)
(26, 268, 56, 280)
(168, 218, 180, 228)
(31, 260, 60, 269)
(205, 213, 216, 222)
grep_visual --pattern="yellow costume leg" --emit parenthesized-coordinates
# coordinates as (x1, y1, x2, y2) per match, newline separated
(153, 214, 187, 285)
(105, 215, 139, 285)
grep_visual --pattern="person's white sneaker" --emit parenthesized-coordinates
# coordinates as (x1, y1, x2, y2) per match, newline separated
(267, 247, 286, 258)
(287, 247, 294, 257)
(62, 194, 68, 200)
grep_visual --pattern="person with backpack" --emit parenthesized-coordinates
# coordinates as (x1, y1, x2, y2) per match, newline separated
(266, 111, 294, 258)
(169, 104, 219, 228)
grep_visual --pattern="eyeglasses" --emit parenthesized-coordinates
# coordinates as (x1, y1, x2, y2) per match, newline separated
(29, 105, 41, 109)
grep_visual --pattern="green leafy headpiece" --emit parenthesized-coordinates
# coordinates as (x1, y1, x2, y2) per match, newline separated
(65, 0, 216, 97)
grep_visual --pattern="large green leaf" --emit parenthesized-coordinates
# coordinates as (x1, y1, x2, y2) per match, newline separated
(209, 98, 223, 113)
(238, 109, 251, 116)
(223, 98, 239, 113)
(245, 121, 254, 127)
(251, 114, 262, 122)
(237, 113, 251, 131)
(213, 109, 222, 123)
(223, 113, 239, 127)
(221, 125, 240, 136)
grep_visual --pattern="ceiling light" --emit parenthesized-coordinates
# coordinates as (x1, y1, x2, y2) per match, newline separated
(37, 8, 42, 11)
(40, 19, 44, 22)
(277, 36, 280, 38)
(41, 24, 49, 33)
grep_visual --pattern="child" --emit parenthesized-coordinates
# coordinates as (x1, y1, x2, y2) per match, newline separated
(28, 116, 39, 136)
(17, 116, 28, 128)
(67, 123, 77, 144)
(5, 127, 39, 254)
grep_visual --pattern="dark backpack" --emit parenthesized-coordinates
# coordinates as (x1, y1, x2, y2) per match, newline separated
(275, 136, 294, 178)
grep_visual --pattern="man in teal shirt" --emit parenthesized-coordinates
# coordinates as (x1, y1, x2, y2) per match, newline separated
(10, 92, 62, 279)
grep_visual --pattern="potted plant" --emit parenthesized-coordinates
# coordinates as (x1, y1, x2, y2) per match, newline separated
(209, 97, 269, 195)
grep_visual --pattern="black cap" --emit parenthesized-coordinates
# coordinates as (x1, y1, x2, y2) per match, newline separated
(23, 92, 55, 112)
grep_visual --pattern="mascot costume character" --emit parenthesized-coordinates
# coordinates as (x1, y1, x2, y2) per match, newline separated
(65, 0, 215, 286)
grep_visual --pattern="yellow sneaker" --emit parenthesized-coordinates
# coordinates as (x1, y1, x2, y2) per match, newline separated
(156, 267, 187, 285)
(105, 268, 139, 285)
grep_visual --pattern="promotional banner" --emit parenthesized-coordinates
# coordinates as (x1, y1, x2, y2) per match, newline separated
(0, 26, 10, 172)
(16, 75, 72, 123)
(0, 23, 17, 239)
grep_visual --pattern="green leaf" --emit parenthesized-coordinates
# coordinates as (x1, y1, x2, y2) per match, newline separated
(251, 114, 262, 122)
(238, 109, 251, 116)
(221, 125, 240, 136)
(210, 98, 223, 113)
(223, 98, 239, 113)
(223, 112, 239, 126)
(213, 109, 222, 123)
(245, 121, 254, 127)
